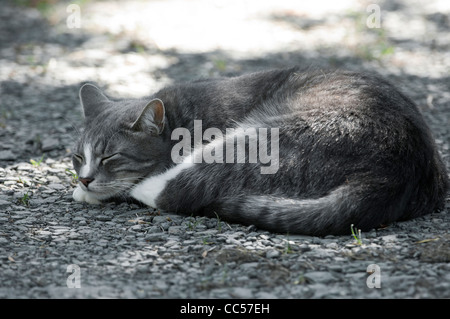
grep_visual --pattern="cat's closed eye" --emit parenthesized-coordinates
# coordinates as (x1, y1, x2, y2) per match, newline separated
(73, 154, 84, 164)
(101, 153, 120, 165)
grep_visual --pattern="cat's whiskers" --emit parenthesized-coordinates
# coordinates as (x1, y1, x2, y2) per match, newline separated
(90, 176, 146, 198)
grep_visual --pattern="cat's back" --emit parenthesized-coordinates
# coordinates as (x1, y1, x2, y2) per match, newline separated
(277, 68, 438, 162)
(230, 68, 428, 143)
(209, 67, 423, 123)
(283, 68, 417, 116)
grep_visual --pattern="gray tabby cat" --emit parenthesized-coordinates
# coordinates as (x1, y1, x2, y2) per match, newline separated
(72, 67, 448, 235)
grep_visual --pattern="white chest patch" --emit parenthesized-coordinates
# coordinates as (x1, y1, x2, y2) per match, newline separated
(130, 156, 194, 208)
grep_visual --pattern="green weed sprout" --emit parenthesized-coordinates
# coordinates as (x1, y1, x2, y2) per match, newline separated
(351, 224, 363, 245)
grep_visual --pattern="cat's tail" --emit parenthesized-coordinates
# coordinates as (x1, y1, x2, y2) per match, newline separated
(207, 176, 447, 236)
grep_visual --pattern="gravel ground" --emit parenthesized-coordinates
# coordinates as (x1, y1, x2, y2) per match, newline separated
(0, 0, 449, 299)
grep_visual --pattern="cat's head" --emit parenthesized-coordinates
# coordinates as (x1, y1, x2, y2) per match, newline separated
(72, 83, 168, 201)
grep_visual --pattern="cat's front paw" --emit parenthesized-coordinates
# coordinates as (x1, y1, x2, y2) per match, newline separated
(72, 185, 101, 205)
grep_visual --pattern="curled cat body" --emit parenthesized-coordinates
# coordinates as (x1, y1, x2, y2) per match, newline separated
(72, 67, 448, 235)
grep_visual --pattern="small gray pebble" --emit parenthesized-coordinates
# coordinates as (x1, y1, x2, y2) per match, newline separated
(265, 249, 280, 258)
(0, 200, 12, 208)
(304, 271, 337, 284)
(145, 233, 165, 242)
(96, 215, 112, 221)
(0, 150, 15, 161)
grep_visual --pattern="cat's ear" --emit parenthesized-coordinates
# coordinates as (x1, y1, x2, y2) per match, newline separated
(79, 83, 110, 120)
(131, 98, 165, 135)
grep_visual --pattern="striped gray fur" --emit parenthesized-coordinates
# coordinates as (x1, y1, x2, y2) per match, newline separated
(72, 67, 448, 235)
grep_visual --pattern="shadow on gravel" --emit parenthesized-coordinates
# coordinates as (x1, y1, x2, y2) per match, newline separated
(152, 50, 355, 81)
(0, 1, 88, 55)
(0, 81, 84, 167)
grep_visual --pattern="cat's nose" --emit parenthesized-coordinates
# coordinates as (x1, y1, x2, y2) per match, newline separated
(79, 178, 94, 187)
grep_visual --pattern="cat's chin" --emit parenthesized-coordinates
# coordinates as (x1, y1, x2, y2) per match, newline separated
(72, 185, 102, 204)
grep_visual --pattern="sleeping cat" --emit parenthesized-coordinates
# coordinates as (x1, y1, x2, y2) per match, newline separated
(72, 67, 448, 235)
